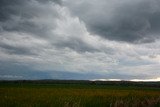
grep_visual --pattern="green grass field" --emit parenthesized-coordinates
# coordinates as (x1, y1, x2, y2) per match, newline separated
(0, 82, 160, 107)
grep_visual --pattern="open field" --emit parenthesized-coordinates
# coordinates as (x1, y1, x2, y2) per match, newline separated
(0, 80, 160, 107)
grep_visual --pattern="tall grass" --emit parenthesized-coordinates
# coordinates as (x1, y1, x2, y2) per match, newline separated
(0, 84, 160, 107)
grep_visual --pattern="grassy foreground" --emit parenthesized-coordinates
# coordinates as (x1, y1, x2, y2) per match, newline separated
(0, 81, 160, 107)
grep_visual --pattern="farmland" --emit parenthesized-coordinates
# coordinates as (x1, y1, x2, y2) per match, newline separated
(0, 80, 160, 107)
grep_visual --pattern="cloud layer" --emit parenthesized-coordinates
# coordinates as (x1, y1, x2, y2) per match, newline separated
(64, 0, 160, 43)
(0, 0, 160, 80)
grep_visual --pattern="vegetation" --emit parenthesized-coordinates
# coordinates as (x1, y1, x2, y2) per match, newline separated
(0, 80, 160, 107)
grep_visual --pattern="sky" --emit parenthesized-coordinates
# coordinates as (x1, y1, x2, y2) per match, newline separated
(0, 0, 160, 80)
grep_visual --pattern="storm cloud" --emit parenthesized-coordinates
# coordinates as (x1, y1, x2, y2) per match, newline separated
(64, 0, 160, 43)
(0, 0, 160, 80)
(0, 0, 60, 36)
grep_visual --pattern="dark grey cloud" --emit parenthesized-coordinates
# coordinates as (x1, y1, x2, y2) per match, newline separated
(0, 0, 61, 21)
(0, 0, 25, 21)
(0, 0, 98, 54)
(0, 0, 60, 36)
(64, 0, 160, 43)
